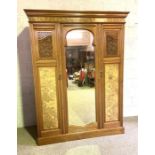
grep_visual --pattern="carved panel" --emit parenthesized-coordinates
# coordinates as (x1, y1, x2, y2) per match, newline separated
(105, 64, 119, 122)
(38, 32, 53, 58)
(39, 67, 58, 129)
(106, 31, 118, 56)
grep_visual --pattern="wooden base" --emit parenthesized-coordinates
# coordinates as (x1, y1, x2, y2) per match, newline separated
(37, 126, 124, 145)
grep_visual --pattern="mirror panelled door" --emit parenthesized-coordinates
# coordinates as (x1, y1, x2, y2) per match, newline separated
(25, 10, 128, 145)
(61, 25, 101, 133)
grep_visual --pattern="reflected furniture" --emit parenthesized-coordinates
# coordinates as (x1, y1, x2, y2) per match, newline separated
(25, 9, 129, 145)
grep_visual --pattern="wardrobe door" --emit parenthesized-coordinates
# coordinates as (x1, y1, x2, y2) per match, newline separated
(61, 24, 101, 133)
(100, 24, 124, 128)
(30, 23, 62, 137)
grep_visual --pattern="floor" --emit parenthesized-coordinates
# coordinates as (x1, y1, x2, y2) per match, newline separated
(17, 116, 138, 155)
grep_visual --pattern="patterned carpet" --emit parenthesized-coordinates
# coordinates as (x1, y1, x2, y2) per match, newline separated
(17, 116, 138, 155)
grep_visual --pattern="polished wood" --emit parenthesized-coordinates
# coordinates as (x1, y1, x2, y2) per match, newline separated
(38, 127, 124, 145)
(24, 10, 128, 24)
(25, 9, 128, 145)
(24, 9, 129, 18)
(29, 22, 63, 137)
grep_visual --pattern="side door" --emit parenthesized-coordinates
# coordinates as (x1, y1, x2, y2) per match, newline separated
(30, 23, 62, 137)
(99, 24, 124, 128)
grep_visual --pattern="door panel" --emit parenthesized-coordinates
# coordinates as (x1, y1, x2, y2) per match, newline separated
(39, 67, 58, 129)
(105, 31, 119, 56)
(33, 24, 57, 61)
(100, 24, 124, 127)
(31, 24, 62, 136)
(61, 25, 100, 133)
(105, 63, 119, 122)
(37, 31, 53, 58)
(102, 25, 123, 58)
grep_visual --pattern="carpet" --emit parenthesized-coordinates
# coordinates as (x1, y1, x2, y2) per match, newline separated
(17, 116, 138, 155)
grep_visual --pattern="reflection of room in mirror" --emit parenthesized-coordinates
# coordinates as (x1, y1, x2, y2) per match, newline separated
(66, 30, 94, 48)
(65, 30, 96, 133)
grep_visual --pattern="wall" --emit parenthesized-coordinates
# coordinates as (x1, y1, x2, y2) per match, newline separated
(17, 0, 138, 127)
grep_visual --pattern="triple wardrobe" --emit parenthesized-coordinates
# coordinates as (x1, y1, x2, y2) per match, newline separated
(25, 9, 128, 145)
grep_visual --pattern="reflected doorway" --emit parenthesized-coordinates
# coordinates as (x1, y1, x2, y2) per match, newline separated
(65, 29, 97, 133)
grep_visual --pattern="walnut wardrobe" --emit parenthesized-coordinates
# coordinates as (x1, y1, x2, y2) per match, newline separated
(25, 9, 128, 145)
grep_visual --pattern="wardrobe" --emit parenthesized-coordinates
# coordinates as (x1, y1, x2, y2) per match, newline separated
(25, 9, 128, 145)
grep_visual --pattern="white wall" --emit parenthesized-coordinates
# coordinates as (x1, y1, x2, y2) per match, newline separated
(17, 0, 138, 127)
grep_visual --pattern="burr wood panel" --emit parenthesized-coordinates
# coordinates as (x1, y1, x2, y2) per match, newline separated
(39, 67, 58, 129)
(105, 64, 119, 122)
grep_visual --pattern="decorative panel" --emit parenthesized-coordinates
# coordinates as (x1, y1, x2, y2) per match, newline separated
(106, 31, 118, 56)
(105, 64, 119, 122)
(38, 32, 53, 58)
(39, 67, 58, 129)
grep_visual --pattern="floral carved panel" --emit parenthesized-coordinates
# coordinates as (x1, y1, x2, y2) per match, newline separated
(38, 32, 53, 58)
(105, 64, 119, 122)
(106, 31, 118, 56)
(39, 67, 58, 129)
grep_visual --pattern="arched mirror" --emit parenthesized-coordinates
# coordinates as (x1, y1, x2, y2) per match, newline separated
(65, 29, 97, 133)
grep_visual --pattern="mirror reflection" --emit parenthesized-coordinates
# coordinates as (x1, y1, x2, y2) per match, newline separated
(65, 30, 96, 133)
